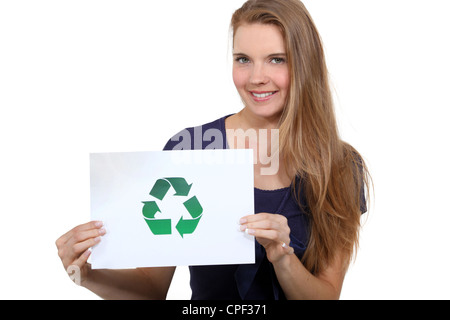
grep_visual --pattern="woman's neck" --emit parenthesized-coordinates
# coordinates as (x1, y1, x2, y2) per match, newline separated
(235, 108, 281, 130)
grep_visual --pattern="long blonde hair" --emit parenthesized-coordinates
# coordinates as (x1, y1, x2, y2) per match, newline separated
(231, 0, 371, 274)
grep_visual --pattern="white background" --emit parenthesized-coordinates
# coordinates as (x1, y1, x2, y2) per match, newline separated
(0, 0, 449, 299)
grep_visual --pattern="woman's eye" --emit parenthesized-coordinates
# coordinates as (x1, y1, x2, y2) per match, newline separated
(236, 57, 250, 64)
(271, 57, 285, 64)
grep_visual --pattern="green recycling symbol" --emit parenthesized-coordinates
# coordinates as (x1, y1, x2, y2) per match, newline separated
(142, 177, 203, 238)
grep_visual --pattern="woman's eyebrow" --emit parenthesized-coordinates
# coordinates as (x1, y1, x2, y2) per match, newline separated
(267, 53, 287, 57)
(232, 52, 286, 57)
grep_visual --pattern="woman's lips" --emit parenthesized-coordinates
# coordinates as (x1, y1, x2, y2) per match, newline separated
(249, 90, 278, 102)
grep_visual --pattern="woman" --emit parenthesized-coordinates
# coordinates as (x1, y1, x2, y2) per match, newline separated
(56, 0, 370, 300)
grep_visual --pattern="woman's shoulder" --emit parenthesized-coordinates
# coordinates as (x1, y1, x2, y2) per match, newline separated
(162, 114, 233, 151)
(340, 141, 370, 214)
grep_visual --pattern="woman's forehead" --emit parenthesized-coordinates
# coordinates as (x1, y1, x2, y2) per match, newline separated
(233, 23, 286, 55)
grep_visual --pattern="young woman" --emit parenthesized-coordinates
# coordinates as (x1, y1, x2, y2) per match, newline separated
(56, 0, 370, 300)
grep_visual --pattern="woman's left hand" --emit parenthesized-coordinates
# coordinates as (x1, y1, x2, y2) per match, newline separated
(239, 212, 294, 264)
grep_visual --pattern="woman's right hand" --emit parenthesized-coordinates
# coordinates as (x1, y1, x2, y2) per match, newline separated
(55, 221, 106, 285)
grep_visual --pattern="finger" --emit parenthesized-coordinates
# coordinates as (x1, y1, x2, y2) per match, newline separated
(240, 214, 290, 234)
(72, 236, 102, 256)
(74, 220, 104, 234)
(240, 213, 288, 226)
(71, 248, 92, 269)
(245, 227, 291, 245)
(245, 228, 279, 240)
(70, 227, 106, 246)
(240, 219, 280, 232)
(57, 221, 103, 246)
(240, 212, 271, 224)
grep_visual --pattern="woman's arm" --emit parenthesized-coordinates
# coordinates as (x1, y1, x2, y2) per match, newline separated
(240, 213, 346, 300)
(272, 248, 346, 300)
(82, 266, 176, 300)
(56, 221, 175, 300)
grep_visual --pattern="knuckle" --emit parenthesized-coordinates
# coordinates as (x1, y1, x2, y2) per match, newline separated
(271, 230, 280, 240)
(73, 233, 81, 242)
(269, 221, 277, 230)
(89, 237, 98, 247)
(72, 245, 81, 255)
(57, 248, 66, 259)
(72, 243, 85, 254)
(258, 213, 268, 220)
(277, 230, 282, 239)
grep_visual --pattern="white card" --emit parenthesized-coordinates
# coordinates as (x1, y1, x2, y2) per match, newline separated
(89, 149, 255, 269)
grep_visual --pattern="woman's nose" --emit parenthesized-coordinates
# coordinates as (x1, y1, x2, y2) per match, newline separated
(249, 63, 269, 85)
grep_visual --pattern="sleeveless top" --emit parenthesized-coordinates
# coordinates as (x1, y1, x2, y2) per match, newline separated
(163, 114, 364, 300)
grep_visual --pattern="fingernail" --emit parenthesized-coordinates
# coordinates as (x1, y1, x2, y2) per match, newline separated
(94, 236, 101, 243)
(239, 218, 247, 224)
(99, 227, 107, 235)
(239, 225, 246, 232)
(95, 221, 103, 228)
(245, 228, 255, 235)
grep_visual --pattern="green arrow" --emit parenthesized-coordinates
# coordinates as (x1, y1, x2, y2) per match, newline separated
(142, 201, 160, 219)
(183, 196, 203, 218)
(145, 218, 171, 235)
(149, 179, 171, 200)
(175, 196, 203, 237)
(149, 178, 192, 199)
(165, 178, 192, 196)
(176, 215, 202, 238)
(142, 201, 171, 235)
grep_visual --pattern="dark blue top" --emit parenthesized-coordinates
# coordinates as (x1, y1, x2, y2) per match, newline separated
(163, 114, 364, 300)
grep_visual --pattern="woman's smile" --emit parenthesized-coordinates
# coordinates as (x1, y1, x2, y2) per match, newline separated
(249, 90, 279, 102)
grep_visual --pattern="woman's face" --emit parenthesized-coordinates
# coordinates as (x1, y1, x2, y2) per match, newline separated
(233, 23, 290, 121)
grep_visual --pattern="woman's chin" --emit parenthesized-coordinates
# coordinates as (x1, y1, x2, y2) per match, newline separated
(244, 105, 284, 123)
